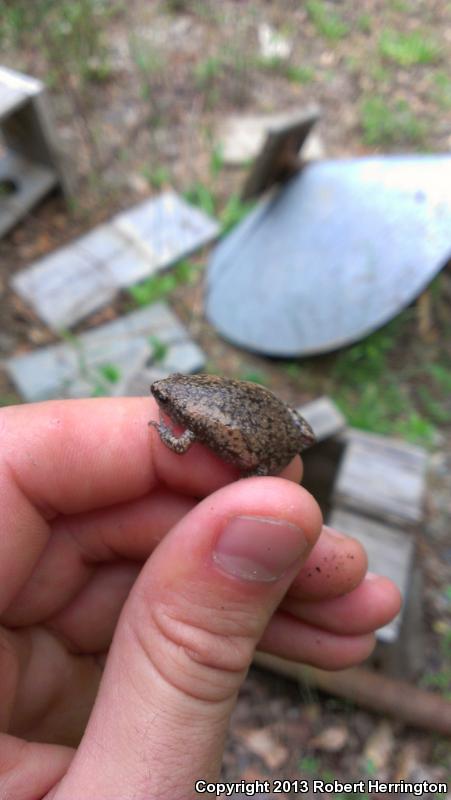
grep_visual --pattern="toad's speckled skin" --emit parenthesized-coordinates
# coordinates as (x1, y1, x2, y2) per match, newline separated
(149, 373, 316, 476)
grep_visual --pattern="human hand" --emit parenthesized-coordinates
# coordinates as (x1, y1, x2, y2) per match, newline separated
(0, 398, 401, 799)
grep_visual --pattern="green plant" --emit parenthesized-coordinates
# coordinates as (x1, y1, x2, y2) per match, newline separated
(357, 13, 372, 34)
(142, 165, 171, 189)
(421, 627, 451, 699)
(379, 29, 441, 66)
(148, 335, 168, 362)
(360, 96, 427, 146)
(299, 756, 320, 774)
(432, 71, 451, 109)
(194, 56, 222, 87)
(219, 194, 253, 234)
(306, 0, 349, 41)
(238, 370, 268, 385)
(209, 145, 224, 179)
(128, 272, 179, 307)
(285, 64, 315, 83)
(183, 182, 216, 217)
(128, 259, 199, 307)
(97, 363, 121, 384)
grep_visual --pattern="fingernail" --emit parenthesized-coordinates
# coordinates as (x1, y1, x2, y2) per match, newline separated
(213, 515, 307, 583)
(364, 571, 378, 581)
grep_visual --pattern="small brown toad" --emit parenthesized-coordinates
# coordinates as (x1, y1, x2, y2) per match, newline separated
(149, 373, 315, 477)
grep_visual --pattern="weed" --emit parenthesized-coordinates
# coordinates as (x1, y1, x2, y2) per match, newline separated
(285, 64, 315, 84)
(385, 0, 408, 11)
(209, 145, 224, 180)
(331, 318, 438, 444)
(432, 72, 451, 109)
(148, 335, 168, 362)
(238, 370, 268, 385)
(128, 259, 199, 307)
(194, 56, 222, 88)
(357, 14, 372, 34)
(0, 394, 18, 407)
(306, 0, 349, 41)
(219, 194, 253, 234)
(142, 165, 171, 189)
(421, 627, 451, 699)
(360, 96, 427, 147)
(379, 29, 441, 66)
(128, 272, 179, 307)
(299, 756, 320, 775)
(183, 182, 216, 218)
(282, 362, 303, 380)
(98, 363, 121, 384)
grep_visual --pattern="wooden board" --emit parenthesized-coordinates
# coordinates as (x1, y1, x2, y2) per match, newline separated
(328, 507, 414, 642)
(333, 429, 427, 526)
(298, 396, 346, 443)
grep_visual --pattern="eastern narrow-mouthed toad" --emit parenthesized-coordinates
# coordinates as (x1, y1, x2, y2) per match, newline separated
(149, 373, 315, 476)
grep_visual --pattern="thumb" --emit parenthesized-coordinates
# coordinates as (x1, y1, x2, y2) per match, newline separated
(54, 478, 322, 800)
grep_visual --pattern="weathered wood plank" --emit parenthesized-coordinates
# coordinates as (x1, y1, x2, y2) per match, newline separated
(327, 507, 414, 643)
(298, 396, 346, 443)
(333, 429, 427, 525)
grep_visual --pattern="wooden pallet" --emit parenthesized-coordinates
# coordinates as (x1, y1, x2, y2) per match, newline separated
(299, 398, 427, 678)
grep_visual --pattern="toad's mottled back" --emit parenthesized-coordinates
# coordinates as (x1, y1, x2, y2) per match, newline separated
(149, 373, 315, 476)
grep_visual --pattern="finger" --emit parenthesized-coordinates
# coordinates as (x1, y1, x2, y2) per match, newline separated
(258, 611, 376, 669)
(2, 625, 102, 746)
(0, 734, 72, 800)
(288, 525, 369, 600)
(281, 574, 402, 636)
(2, 489, 196, 625)
(52, 478, 323, 798)
(0, 399, 302, 613)
(47, 562, 141, 653)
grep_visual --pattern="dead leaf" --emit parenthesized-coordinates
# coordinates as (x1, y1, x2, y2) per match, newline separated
(362, 721, 394, 772)
(238, 727, 289, 770)
(309, 724, 349, 753)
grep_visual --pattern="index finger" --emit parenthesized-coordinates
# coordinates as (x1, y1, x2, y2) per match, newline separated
(0, 398, 302, 610)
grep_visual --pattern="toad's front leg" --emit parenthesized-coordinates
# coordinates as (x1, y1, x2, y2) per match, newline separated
(148, 414, 196, 454)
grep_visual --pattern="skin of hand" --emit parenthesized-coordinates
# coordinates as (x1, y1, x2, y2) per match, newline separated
(0, 398, 401, 800)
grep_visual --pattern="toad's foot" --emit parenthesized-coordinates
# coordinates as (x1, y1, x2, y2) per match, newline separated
(148, 416, 196, 454)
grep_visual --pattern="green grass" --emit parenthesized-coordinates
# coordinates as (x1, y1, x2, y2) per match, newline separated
(285, 64, 315, 84)
(432, 71, 451, 109)
(183, 182, 253, 233)
(238, 370, 268, 385)
(421, 627, 451, 700)
(194, 56, 222, 88)
(360, 96, 427, 147)
(306, 0, 349, 41)
(142, 165, 171, 189)
(357, 13, 372, 34)
(330, 319, 439, 445)
(128, 259, 201, 307)
(2, 0, 119, 86)
(379, 29, 441, 66)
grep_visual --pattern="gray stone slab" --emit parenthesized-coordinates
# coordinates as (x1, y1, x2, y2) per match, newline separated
(327, 507, 414, 643)
(12, 192, 219, 331)
(6, 303, 205, 401)
(0, 151, 58, 237)
(113, 190, 220, 269)
(206, 154, 451, 356)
